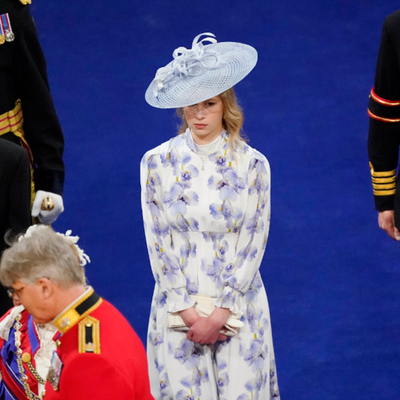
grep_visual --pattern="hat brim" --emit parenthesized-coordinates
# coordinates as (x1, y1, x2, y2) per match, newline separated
(145, 42, 257, 109)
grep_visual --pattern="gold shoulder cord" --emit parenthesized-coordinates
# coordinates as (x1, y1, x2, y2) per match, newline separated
(13, 314, 43, 400)
(18, 0, 32, 5)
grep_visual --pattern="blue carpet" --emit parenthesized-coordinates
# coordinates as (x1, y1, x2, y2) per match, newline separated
(31, 0, 400, 397)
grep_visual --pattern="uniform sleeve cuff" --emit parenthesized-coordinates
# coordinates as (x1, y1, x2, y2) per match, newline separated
(215, 286, 242, 314)
(167, 287, 195, 313)
(34, 170, 65, 196)
(374, 195, 395, 211)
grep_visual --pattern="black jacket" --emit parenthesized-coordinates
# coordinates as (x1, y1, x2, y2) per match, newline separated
(0, 0, 64, 195)
(0, 139, 31, 315)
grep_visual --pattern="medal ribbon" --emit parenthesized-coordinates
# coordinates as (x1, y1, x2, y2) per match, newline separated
(27, 315, 40, 355)
(1, 13, 12, 36)
(0, 14, 5, 36)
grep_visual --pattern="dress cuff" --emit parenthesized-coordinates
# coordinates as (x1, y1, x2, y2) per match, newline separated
(215, 286, 241, 314)
(167, 287, 195, 313)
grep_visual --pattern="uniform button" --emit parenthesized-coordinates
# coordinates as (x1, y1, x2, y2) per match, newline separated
(21, 352, 31, 363)
(56, 340, 62, 348)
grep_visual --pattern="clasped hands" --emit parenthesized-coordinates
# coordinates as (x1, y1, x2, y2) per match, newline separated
(178, 306, 232, 346)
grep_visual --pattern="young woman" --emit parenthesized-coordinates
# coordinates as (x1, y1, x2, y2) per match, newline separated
(141, 33, 280, 399)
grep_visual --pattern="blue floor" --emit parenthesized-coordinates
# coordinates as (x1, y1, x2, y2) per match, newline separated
(32, 0, 400, 397)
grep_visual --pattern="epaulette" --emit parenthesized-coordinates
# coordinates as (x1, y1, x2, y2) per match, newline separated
(18, 0, 31, 5)
(78, 316, 101, 354)
(368, 88, 400, 123)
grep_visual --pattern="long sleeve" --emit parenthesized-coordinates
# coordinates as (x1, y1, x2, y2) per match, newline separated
(14, 5, 65, 195)
(215, 154, 271, 311)
(368, 11, 400, 211)
(7, 146, 31, 235)
(140, 150, 195, 313)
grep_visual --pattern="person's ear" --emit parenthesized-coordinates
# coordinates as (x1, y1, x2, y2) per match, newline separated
(37, 277, 53, 299)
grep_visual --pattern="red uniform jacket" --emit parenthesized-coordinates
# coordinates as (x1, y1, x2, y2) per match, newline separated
(43, 289, 153, 400)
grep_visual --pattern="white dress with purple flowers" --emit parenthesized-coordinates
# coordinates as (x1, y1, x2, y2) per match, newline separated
(140, 129, 280, 400)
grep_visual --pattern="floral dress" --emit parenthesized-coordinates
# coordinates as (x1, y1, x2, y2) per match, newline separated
(140, 129, 280, 400)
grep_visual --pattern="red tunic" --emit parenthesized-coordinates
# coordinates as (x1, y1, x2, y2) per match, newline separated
(43, 293, 153, 400)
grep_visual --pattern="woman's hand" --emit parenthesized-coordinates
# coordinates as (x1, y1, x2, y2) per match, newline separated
(178, 307, 200, 327)
(186, 307, 232, 345)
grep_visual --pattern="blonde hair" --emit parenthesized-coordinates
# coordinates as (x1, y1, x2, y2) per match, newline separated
(177, 87, 247, 150)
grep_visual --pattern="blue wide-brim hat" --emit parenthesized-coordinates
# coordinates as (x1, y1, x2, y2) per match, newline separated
(145, 33, 258, 109)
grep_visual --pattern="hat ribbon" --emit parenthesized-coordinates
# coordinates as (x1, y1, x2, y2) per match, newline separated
(153, 32, 220, 97)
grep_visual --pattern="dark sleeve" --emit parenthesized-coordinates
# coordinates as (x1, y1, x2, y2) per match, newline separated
(14, 5, 65, 195)
(7, 147, 31, 236)
(368, 12, 400, 211)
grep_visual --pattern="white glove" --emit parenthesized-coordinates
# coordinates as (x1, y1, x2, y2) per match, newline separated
(32, 190, 64, 224)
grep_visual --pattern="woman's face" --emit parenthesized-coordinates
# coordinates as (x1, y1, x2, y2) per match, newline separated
(183, 96, 224, 144)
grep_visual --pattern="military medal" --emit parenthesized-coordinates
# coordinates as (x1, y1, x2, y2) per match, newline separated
(0, 13, 15, 43)
(47, 351, 63, 391)
(5, 31, 15, 42)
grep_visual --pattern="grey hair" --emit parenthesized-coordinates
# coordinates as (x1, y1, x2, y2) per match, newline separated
(0, 227, 86, 288)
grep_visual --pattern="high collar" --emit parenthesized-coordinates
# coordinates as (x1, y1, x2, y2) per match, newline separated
(183, 128, 229, 156)
(51, 287, 102, 335)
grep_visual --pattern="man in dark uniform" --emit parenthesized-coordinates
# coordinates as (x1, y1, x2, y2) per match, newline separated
(0, 140, 31, 314)
(0, 0, 65, 313)
(0, 226, 154, 400)
(368, 9, 400, 241)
